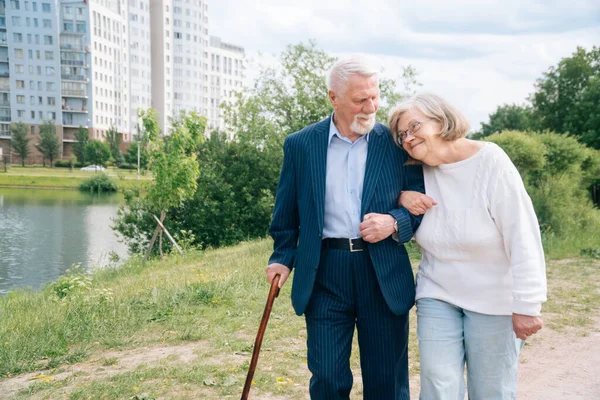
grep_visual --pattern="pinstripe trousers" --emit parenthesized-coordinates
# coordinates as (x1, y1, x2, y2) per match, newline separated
(305, 247, 410, 400)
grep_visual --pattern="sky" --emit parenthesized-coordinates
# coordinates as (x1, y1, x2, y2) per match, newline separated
(208, 0, 600, 131)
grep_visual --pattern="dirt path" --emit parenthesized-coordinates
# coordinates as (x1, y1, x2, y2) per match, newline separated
(2, 317, 599, 399)
(516, 314, 600, 399)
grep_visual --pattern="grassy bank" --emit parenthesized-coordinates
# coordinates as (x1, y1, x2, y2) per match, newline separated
(0, 166, 150, 190)
(1, 239, 599, 399)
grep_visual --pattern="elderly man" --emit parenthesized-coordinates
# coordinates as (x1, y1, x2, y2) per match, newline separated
(266, 56, 424, 400)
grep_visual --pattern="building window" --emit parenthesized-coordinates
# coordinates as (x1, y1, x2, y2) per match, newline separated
(15, 64, 24, 73)
(43, 19, 51, 28)
(13, 33, 23, 43)
(10, 0, 20, 10)
(47, 97, 55, 105)
(44, 51, 53, 60)
(14, 48, 23, 58)
(42, 2, 50, 12)
(17, 110, 25, 118)
(16, 95, 25, 103)
(46, 82, 55, 91)
(11, 16, 21, 26)
(44, 35, 53, 45)
(45, 66, 54, 75)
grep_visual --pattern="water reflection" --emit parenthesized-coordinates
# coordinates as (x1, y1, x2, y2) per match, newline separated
(0, 188, 128, 294)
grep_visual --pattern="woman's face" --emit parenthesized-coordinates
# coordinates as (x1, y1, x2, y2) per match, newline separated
(396, 108, 442, 163)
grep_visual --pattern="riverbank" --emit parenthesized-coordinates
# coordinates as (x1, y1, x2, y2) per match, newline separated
(0, 239, 599, 399)
(0, 166, 151, 191)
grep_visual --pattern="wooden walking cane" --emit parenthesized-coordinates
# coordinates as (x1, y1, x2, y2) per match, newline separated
(241, 274, 281, 400)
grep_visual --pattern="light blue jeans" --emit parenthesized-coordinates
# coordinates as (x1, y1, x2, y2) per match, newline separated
(416, 298, 523, 400)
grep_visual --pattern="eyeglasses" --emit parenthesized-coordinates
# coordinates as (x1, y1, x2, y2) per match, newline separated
(397, 119, 432, 145)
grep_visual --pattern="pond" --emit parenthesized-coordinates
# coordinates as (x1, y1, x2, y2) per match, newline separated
(0, 188, 128, 294)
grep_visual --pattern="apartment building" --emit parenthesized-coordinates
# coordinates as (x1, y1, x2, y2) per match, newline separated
(206, 35, 244, 132)
(0, 0, 245, 163)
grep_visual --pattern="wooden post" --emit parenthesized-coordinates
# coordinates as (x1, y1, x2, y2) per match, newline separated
(152, 214, 183, 255)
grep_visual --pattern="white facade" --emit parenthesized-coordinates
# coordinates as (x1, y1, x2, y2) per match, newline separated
(127, 0, 151, 135)
(207, 35, 244, 132)
(150, 0, 209, 134)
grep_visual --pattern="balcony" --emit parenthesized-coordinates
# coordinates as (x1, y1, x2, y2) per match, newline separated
(0, 78, 8, 91)
(60, 44, 88, 52)
(0, 39, 6, 47)
(61, 30, 85, 36)
(61, 89, 88, 98)
(0, 56, 7, 63)
(62, 105, 87, 113)
(60, 59, 88, 67)
(61, 74, 88, 82)
(0, 100, 9, 107)
(62, 131, 76, 141)
(0, 116, 10, 122)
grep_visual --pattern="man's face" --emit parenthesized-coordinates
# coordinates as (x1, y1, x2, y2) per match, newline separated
(330, 74, 380, 136)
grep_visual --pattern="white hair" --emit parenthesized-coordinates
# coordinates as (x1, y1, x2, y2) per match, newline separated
(326, 55, 379, 96)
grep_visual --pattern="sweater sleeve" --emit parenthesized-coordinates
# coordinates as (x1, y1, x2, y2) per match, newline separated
(489, 153, 547, 316)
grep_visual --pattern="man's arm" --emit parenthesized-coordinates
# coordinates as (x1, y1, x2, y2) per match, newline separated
(267, 137, 299, 288)
(360, 162, 425, 244)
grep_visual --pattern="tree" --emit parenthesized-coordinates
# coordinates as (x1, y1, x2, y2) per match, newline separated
(124, 125, 149, 169)
(35, 121, 60, 167)
(113, 110, 202, 257)
(531, 46, 600, 149)
(72, 125, 89, 165)
(84, 140, 111, 167)
(10, 122, 30, 166)
(474, 104, 539, 139)
(104, 126, 123, 166)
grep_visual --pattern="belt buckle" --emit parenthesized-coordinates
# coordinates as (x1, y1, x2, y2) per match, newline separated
(349, 238, 363, 252)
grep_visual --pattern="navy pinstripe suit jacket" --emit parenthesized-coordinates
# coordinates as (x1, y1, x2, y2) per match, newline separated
(269, 117, 424, 316)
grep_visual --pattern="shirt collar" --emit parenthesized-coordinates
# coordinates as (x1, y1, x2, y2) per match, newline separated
(329, 113, 370, 145)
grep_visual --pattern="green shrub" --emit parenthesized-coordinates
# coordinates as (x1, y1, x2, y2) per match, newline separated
(79, 173, 118, 193)
(54, 160, 83, 168)
(118, 163, 137, 170)
(486, 131, 600, 255)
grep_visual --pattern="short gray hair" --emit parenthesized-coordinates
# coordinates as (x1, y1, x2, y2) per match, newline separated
(326, 56, 379, 95)
(388, 92, 471, 144)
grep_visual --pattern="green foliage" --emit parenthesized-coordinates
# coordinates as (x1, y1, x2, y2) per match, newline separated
(531, 46, 600, 149)
(54, 159, 83, 168)
(485, 131, 600, 239)
(72, 126, 89, 165)
(79, 173, 118, 193)
(124, 124, 150, 170)
(35, 121, 60, 167)
(10, 122, 30, 167)
(485, 130, 546, 175)
(145, 109, 201, 212)
(474, 104, 539, 138)
(84, 140, 111, 167)
(104, 126, 123, 166)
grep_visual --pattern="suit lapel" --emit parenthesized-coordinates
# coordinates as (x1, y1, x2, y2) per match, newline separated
(361, 125, 388, 216)
(309, 118, 330, 233)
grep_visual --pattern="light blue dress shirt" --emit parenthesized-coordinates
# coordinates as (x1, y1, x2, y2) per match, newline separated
(322, 114, 369, 239)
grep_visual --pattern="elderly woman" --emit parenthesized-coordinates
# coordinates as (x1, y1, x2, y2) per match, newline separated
(389, 93, 547, 400)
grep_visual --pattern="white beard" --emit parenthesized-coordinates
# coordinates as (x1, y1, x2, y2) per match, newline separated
(351, 113, 376, 135)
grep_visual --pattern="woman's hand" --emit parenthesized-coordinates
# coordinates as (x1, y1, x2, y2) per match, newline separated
(513, 313, 543, 340)
(398, 191, 437, 216)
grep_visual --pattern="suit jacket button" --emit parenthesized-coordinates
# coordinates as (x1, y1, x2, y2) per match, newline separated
(314, 265, 318, 270)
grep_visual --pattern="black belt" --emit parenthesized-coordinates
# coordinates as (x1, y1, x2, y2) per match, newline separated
(322, 238, 367, 252)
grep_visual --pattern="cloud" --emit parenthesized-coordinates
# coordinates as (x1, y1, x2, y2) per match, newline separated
(209, 0, 600, 129)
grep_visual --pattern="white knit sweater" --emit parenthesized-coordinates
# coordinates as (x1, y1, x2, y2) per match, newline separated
(414, 142, 547, 316)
